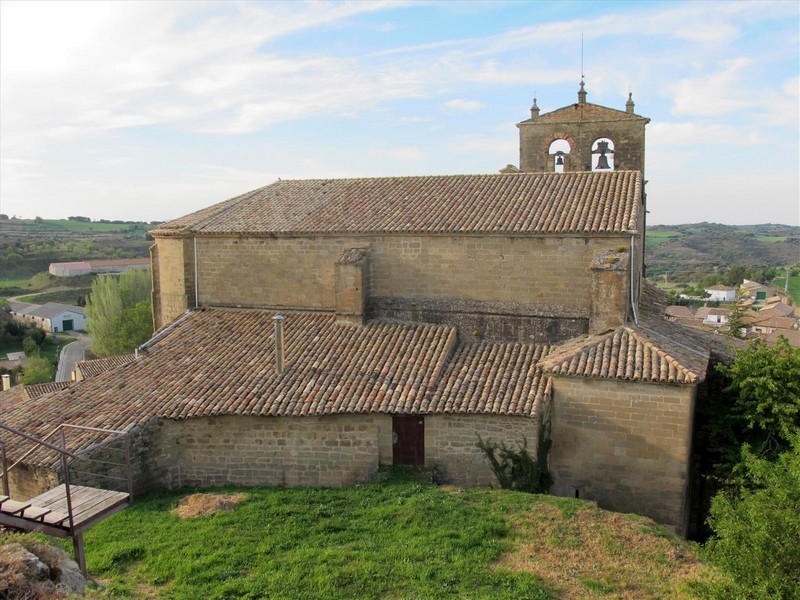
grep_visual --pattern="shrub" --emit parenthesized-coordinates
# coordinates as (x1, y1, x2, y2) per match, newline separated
(705, 434, 800, 599)
(22, 356, 55, 385)
(476, 435, 552, 494)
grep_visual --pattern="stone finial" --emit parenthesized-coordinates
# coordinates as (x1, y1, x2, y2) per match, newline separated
(626, 92, 635, 114)
(578, 80, 587, 105)
(530, 97, 540, 118)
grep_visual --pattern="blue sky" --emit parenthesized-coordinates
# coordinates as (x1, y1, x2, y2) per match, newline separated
(1, 0, 798, 225)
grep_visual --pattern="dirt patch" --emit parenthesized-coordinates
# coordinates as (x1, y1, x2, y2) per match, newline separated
(496, 503, 717, 599)
(171, 493, 247, 519)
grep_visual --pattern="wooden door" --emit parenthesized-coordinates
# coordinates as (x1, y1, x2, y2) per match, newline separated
(392, 416, 424, 466)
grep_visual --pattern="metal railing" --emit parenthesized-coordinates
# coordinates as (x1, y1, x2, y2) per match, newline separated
(0, 422, 133, 533)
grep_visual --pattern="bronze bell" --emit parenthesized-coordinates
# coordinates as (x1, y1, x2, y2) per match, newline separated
(596, 154, 610, 169)
(555, 154, 564, 166)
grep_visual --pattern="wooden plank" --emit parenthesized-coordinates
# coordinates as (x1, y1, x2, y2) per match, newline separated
(0, 512, 70, 538)
(0, 495, 9, 505)
(28, 486, 128, 530)
(31, 485, 94, 511)
(0, 500, 31, 515)
(21, 506, 52, 521)
(72, 500, 129, 534)
(25, 485, 129, 531)
(28, 485, 69, 508)
(41, 510, 69, 527)
(71, 492, 129, 529)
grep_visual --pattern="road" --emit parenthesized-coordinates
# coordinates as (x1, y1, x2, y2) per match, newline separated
(56, 335, 91, 382)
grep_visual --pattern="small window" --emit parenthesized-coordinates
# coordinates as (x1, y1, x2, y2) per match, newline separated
(591, 138, 615, 171)
(548, 139, 571, 173)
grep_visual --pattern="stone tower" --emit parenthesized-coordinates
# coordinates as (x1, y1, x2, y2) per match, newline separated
(517, 81, 649, 175)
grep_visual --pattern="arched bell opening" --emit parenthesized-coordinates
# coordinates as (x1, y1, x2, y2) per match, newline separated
(548, 139, 571, 173)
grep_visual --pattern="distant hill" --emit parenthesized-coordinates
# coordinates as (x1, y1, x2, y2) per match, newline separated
(646, 223, 799, 282)
(0, 217, 155, 279)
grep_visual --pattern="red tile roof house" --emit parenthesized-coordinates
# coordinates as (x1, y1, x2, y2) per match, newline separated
(0, 84, 731, 536)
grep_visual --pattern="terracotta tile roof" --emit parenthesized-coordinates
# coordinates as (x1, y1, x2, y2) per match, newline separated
(76, 355, 136, 379)
(766, 330, 800, 347)
(24, 381, 72, 397)
(152, 172, 642, 236)
(1, 309, 554, 465)
(9, 302, 85, 319)
(0, 385, 28, 409)
(425, 343, 551, 416)
(520, 102, 649, 125)
(694, 307, 712, 320)
(86, 259, 150, 268)
(0, 382, 71, 410)
(638, 280, 668, 319)
(541, 326, 705, 384)
(752, 316, 798, 330)
(666, 306, 694, 319)
(760, 303, 795, 317)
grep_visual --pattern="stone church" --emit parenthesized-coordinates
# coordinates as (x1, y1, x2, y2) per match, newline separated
(1, 83, 724, 535)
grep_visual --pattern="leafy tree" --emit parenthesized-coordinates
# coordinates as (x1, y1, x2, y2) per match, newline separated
(723, 297, 747, 339)
(22, 355, 55, 385)
(705, 434, 800, 599)
(112, 300, 153, 351)
(22, 336, 40, 356)
(86, 270, 152, 356)
(715, 336, 800, 469)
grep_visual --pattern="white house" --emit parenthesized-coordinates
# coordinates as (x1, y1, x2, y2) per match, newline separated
(704, 285, 737, 302)
(9, 302, 87, 333)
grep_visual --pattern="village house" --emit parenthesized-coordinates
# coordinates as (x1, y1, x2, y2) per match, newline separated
(8, 301, 87, 333)
(665, 305, 694, 321)
(48, 258, 150, 277)
(1, 83, 729, 536)
(704, 284, 737, 303)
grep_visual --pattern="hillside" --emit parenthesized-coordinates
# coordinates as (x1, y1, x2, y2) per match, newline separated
(1, 473, 725, 599)
(646, 223, 799, 282)
(0, 217, 154, 280)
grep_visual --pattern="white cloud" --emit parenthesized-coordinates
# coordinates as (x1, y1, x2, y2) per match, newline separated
(451, 135, 516, 158)
(671, 58, 754, 117)
(648, 121, 752, 147)
(443, 99, 484, 112)
(386, 146, 427, 161)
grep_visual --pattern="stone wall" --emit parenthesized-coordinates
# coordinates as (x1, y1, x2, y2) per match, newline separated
(156, 414, 393, 489)
(369, 297, 588, 344)
(425, 414, 540, 486)
(151, 237, 196, 329)
(154, 233, 634, 341)
(549, 376, 696, 534)
(5, 464, 58, 500)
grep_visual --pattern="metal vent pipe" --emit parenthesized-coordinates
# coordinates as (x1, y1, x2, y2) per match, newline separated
(273, 315, 285, 374)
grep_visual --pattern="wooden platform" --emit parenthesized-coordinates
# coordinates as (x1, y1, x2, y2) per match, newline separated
(0, 485, 129, 537)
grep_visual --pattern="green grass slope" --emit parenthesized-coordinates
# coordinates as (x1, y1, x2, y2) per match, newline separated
(61, 471, 721, 599)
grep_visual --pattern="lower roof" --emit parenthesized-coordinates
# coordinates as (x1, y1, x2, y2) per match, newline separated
(1, 309, 552, 464)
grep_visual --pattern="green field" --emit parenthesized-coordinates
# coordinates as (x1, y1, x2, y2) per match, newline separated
(0, 332, 65, 363)
(770, 274, 800, 305)
(645, 231, 683, 248)
(2, 471, 714, 599)
(11, 218, 152, 234)
(15, 288, 91, 305)
(756, 236, 788, 243)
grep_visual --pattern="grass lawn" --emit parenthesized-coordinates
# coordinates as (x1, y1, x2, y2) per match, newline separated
(645, 231, 682, 248)
(770, 274, 800, 305)
(13, 218, 150, 234)
(66, 470, 719, 599)
(15, 288, 90, 305)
